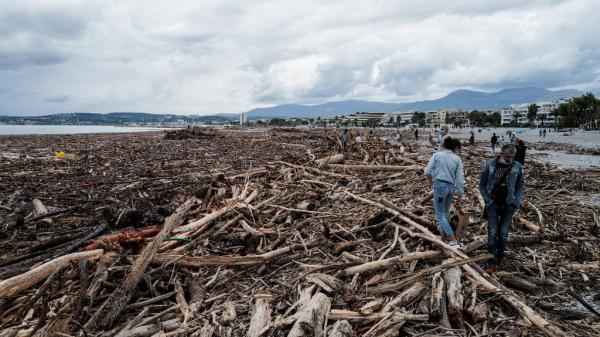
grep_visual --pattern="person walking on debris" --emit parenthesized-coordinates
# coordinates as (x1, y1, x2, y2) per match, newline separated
(354, 134, 362, 150)
(339, 129, 351, 151)
(469, 131, 475, 146)
(424, 137, 465, 249)
(429, 125, 450, 152)
(428, 130, 438, 148)
(414, 128, 419, 140)
(479, 144, 525, 273)
(513, 138, 526, 166)
(490, 133, 498, 153)
(539, 129, 543, 137)
(543, 129, 547, 138)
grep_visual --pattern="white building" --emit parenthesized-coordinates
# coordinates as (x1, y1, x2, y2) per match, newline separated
(501, 104, 528, 126)
(385, 110, 416, 125)
(500, 99, 569, 126)
(239, 112, 248, 125)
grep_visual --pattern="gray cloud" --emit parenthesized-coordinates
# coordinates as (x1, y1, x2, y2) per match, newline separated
(0, 0, 599, 115)
(43, 95, 70, 103)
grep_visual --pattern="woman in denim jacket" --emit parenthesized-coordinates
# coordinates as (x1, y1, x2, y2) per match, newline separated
(424, 137, 465, 249)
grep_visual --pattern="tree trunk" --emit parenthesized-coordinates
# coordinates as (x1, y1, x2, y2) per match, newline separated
(315, 154, 344, 167)
(381, 282, 427, 313)
(287, 292, 330, 337)
(328, 320, 353, 337)
(443, 265, 464, 328)
(343, 251, 441, 275)
(247, 298, 271, 337)
(0, 249, 103, 298)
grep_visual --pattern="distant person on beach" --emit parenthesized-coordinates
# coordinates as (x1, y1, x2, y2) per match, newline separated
(355, 134, 362, 150)
(490, 133, 498, 152)
(429, 125, 450, 152)
(469, 131, 475, 146)
(340, 129, 350, 151)
(424, 137, 465, 249)
(479, 143, 525, 273)
(414, 128, 419, 140)
(513, 138, 526, 166)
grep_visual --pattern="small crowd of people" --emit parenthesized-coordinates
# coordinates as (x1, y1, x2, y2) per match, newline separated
(424, 125, 525, 273)
(338, 129, 367, 151)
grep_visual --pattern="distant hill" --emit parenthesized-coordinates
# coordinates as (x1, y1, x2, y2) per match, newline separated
(245, 87, 583, 119)
(0, 87, 585, 124)
(0, 112, 238, 125)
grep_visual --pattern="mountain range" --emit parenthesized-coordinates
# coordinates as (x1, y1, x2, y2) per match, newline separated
(245, 87, 583, 119)
(0, 87, 586, 124)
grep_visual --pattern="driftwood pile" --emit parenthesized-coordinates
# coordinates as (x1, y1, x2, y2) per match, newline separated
(164, 127, 223, 140)
(0, 128, 599, 336)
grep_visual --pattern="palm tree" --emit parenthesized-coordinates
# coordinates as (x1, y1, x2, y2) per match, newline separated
(527, 104, 538, 125)
(511, 111, 519, 127)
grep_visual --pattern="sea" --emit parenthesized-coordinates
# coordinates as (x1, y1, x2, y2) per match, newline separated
(0, 125, 172, 135)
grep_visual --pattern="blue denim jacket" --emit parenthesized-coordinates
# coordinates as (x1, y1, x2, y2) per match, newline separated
(424, 150, 465, 196)
(479, 158, 525, 206)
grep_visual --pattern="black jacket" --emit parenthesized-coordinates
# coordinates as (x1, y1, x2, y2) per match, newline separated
(515, 144, 526, 165)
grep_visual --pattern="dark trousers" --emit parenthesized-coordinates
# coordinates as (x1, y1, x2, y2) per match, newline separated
(486, 202, 517, 265)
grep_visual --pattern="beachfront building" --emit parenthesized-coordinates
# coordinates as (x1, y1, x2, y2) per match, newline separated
(239, 112, 248, 125)
(501, 104, 528, 126)
(338, 111, 416, 127)
(425, 111, 439, 126)
(535, 101, 561, 126)
(500, 99, 569, 126)
(444, 109, 470, 126)
(382, 111, 416, 126)
(340, 112, 386, 126)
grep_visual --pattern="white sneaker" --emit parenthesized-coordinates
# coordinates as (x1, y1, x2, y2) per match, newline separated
(449, 241, 464, 250)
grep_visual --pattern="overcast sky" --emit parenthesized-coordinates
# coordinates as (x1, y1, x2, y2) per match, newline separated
(1, 0, 600, 115)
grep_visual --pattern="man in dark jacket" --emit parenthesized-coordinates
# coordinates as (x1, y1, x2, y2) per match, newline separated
(490, 133, 498, 153)
(479, 144, 525, 273)
(513, 138, 526, 166)
(340, 129, 350, 151)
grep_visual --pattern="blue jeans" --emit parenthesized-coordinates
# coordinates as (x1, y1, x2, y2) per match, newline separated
(433, 181, 454, 236)
(486, 202, 517, 265)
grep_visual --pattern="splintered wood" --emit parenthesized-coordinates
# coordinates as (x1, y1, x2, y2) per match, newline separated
(1, 128, 599, 336)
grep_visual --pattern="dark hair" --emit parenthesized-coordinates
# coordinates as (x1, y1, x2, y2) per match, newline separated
(501, 144, 516, 154)
(442, 137, 461, 151)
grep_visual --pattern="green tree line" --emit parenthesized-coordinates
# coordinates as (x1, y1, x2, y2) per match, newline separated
(553, 92, 600, 129)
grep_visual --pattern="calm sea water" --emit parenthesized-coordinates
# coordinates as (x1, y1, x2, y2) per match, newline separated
(0, 124, 171, 135)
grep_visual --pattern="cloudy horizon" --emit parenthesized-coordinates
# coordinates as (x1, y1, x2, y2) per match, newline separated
(2, 0, 600, 116)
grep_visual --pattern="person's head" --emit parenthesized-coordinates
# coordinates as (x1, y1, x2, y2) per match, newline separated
(493, 133, 496, 136)
(344, 129, 348, 134)
(440, 125, 449, 136)
(500, 144, 516, 163)
(442, 137, 461, 152)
